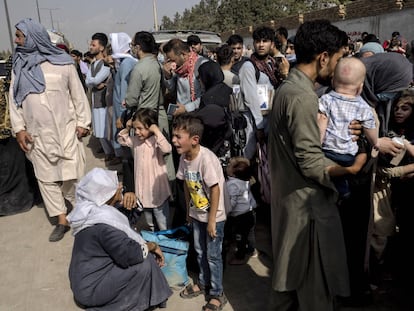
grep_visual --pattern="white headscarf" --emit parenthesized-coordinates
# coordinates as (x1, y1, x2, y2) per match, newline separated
(110, 32, 134, 60)
(67, 168, 146, 246)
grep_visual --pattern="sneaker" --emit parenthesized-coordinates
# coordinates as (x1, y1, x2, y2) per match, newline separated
(49, 224, 70, 242)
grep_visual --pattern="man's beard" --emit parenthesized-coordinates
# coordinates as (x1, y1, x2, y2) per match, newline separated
(315, 75, 332, 87)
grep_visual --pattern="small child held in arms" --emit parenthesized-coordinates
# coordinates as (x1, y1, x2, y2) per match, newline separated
(118, 108, 172, 231)
(173, 113, 228, 311)
(226, 157, 257, 265)
(318, 57, 378, 200)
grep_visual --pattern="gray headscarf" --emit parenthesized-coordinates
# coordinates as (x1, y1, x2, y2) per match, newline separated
(67, 168, 147, 247)
(361, 52, 413, 107)
(361, 52, 413, 136)
(12, 18, 74, 106)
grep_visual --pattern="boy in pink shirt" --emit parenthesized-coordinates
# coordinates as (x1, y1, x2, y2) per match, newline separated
(173, 113, 228, 311)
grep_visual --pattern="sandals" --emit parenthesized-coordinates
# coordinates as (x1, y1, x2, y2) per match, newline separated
(202, 293, 227, 311)
(180, 283, 205, 299)
(180, 283, 227, 311)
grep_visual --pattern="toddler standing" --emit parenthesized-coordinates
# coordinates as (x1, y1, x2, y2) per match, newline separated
(118, 108, 171, 231)
(226, 157, 257, 265)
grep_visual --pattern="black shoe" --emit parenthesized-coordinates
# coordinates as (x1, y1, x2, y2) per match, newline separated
(49, 224, 70, 242)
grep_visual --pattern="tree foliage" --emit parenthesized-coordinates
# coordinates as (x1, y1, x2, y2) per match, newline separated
(160, 0, 346, 32)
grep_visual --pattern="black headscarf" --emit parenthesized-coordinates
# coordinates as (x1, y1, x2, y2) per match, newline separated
(198, 60, 232, 109)
(198, 61, 224, 91)
(196, 61, 232, 152)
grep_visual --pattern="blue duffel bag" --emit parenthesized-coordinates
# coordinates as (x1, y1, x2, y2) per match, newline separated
(141, 225, 191, 289)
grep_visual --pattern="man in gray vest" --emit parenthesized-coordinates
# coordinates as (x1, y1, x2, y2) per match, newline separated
(85, 32, 113, 161)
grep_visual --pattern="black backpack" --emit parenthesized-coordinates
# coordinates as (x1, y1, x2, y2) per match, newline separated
(230, 57, 260, 82)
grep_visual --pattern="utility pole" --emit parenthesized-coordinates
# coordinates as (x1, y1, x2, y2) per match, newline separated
(4, 0, 14, 51)
(40, 7, 59, 30)
(35, 0, 41, 23)
(153, 0, 158, 31)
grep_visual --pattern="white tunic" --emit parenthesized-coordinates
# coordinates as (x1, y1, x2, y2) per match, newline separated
(9, 62, 91, 182)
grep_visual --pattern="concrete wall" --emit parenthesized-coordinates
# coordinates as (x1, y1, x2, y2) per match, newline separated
(221, 0, 414, 48)
(334, 8, 414, 44)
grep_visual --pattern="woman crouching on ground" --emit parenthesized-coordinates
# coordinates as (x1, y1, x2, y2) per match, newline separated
(67, 167, 172, 310)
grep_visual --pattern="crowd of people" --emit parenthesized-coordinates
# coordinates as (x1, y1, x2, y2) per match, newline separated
(1, 15, 414, 311)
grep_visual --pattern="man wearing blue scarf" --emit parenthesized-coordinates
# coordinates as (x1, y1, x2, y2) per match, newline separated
(9, 18, 91, 242)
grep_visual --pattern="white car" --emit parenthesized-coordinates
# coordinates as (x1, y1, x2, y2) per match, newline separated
(151, 30, 222, 45)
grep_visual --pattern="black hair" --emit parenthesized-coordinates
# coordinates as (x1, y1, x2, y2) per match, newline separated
(287, 36, 295, 45)
(294, 19, 348, 64)
(133, 31, 157, 54)
(276, 27, 288, 39)
(253, 26, 274, 41)
(216, 44, 234, 66)
(70, 49, 82, 57)
(132, 108, 158, 128)
(362, 33, 380, 44)
(187, 34, 201, 45)
(229, 159, 252, 181)
(172, 113, 204, 138)
(392, 31, 400, 38)
(226, 34, 244, 46)
(273, 36, 283, 50)
(163, 38, 190, 55)
(91, 32, 108, 48)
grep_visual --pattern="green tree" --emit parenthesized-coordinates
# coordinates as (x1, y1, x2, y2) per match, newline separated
(159, 0, 348, 32)
(160, 16, 174, 30)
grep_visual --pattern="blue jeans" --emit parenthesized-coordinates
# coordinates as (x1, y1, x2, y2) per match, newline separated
(324, 150, 354, 198)
(192, 219, 225, 296)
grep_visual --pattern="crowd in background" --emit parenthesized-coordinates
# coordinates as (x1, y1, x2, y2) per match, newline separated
(1, 16, 414, 311)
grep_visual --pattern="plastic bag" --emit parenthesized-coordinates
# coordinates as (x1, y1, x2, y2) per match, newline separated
(141, 226, 191, 289)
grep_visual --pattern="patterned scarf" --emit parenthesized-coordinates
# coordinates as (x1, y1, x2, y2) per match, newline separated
(175, 51, 199, 101)
(250, 53, 279, 88)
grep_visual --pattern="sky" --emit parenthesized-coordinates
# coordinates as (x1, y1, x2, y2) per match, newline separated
(0, 0, 201, 53)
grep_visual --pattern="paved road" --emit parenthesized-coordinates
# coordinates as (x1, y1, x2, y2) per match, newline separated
(0, 136, 411, 311)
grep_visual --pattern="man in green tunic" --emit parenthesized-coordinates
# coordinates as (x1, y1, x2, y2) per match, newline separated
(268, 20, 353, 310)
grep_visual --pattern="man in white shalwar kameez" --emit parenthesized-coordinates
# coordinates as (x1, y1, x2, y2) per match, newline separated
(9, 18, 91, 242)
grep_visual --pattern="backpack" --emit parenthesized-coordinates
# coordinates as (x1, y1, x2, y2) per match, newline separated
(231, 57, 260, 82)
(226, 95, 247, 158)
(226, 57, 261, 158)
